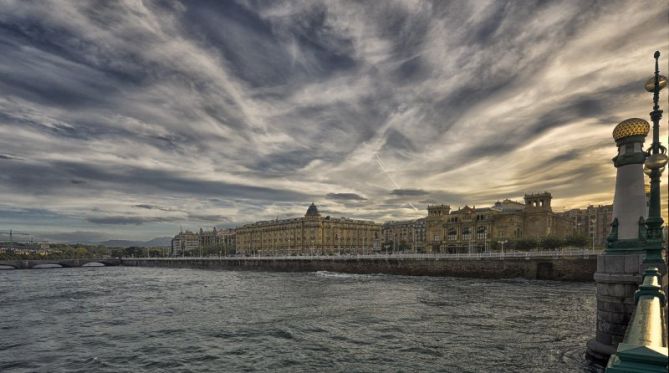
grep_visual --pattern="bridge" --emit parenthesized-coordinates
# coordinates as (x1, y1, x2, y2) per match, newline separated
(0, 258, 121, 269)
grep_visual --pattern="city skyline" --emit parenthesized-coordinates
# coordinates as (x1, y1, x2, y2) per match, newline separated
(1, 0, 668, 242)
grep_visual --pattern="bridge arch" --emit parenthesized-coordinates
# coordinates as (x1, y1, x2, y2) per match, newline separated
(82, 262, 105, 267)
(32, 263, 63, 269)
(0, 265, 16, 270)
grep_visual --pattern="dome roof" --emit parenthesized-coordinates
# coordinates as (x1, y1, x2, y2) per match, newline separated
(305, 203, 320, 217)
(613, 118, 650, 141)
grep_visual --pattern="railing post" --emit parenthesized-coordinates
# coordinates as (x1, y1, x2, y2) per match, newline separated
(606, 267, 668, 372)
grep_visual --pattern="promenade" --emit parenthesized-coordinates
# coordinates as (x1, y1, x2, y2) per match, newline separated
(121, 248, 599, 281)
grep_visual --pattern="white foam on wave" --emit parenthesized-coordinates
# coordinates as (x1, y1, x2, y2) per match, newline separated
(314, 271, 381, 279)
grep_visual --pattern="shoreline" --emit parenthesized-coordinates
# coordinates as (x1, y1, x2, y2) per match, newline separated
(120, 255, 597, 282)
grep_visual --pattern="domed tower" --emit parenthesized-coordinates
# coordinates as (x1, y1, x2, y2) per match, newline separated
(587, 118, 650, 363)
(610, 118, 650, 242)
(588, 52, 668, 366)
(305, 203, 321, 218)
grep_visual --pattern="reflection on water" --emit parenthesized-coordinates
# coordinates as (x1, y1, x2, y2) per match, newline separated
(0, 267, 603, 372)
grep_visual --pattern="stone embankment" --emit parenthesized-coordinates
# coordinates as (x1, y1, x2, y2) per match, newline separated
(122, 254, 597, 281)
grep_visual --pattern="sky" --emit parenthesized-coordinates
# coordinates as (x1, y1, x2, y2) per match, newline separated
(0, 0, 668, 243)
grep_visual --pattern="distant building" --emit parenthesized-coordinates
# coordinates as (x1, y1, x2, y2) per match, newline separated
(235, 203, 381, 256)
(216, 228, 236, 252)
(171, 227, 236, 256)
(425, 192, 572, 253)
(171, 231, 199, 256)
(382, 218, 426, 252)
(558, 204, 613, 248)
(414, 218, 426, 252)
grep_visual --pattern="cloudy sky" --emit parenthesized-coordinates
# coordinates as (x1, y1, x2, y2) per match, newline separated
(0, 0, 667, 242)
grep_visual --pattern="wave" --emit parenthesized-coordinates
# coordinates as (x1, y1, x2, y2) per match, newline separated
(314, 271, 382, 279)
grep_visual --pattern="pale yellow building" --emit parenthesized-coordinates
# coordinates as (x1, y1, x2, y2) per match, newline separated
(425, 192, 572, 253)
(382, 218, 426, 253)
(235, 203, 381, 256)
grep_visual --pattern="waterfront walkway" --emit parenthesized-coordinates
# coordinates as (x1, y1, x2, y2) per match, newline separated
(122, 249, 598, 281)
(149, 248, 600, 261)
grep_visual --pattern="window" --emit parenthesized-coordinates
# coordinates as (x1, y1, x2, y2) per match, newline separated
(448, 229, 457, 241)
(462, 227, 471, 240)
(433, 235, 440, 242)
(477, 226, 486, 240)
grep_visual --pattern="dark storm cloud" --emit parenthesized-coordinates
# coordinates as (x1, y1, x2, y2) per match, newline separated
(187, 213, 230, 223)
(391, 189, 429, 196)
(134, 204, 155, 209)
(0, 160, 312, 202)
(181, 0, 355, 88)
(0, 0, 666, 241)
(86, 215, 178, 225)
(37, 231, 111, 243)
(133, 204, 174, 211)
(326, 193, 367, 201)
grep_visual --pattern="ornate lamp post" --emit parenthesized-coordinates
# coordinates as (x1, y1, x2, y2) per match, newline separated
(642, 51, 668, 265)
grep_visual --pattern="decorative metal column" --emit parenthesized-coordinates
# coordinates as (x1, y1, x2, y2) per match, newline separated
(642, 51, 668, 265)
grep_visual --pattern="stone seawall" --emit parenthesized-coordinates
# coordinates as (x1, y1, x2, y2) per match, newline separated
(122, 256, 597, 281)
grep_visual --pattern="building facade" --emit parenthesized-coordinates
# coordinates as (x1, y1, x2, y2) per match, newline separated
(559, 204, 614, 248)
(425, 192, 572, 253)
(171, 227, 236, 256)
(171, 230, 199, 256)
(382, 218, 426, 253)
(235, 203, 381, 256)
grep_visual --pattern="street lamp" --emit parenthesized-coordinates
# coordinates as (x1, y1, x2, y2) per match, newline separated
(642, 51, 667, 265)
(336, 233, 340, 255)
(498, 240, 508, 255)
(591, 215, 596, 251)
(484, 229, 488, 253)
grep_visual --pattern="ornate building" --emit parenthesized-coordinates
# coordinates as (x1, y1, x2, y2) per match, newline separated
(382, 218, 426, 253)
(235, 203, 381, 256)
(425, 192, 572, 253)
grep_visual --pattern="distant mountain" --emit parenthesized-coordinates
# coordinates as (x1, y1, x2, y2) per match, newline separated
(97, 236, 172, 248)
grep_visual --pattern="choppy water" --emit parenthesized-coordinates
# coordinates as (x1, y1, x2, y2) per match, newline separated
(0, 267, 603, 372)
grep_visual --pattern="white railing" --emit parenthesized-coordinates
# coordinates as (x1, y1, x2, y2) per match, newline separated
(128, 248, 600, 261)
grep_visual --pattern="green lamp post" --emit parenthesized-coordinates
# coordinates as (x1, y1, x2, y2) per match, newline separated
(642, 51, 668, 265)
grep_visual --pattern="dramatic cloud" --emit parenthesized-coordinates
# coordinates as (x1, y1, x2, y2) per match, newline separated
(86, 216, 177, 225)
(391, 189, 429, 197)
(0, 0, 667, 241)
(326, 193, 367, 201)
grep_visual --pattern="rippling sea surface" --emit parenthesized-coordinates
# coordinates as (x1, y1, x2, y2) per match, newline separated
(0, 267, 602, 372)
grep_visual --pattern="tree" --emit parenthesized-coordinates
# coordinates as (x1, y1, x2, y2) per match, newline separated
(515, 238, 538, 251)
(75, 247, 88, 258)
(148, 248, 163, 257)
(540, 236, 563, 250)
(111, 248, 124, 258)
(564, 234, 588, 248)
(123, 246, 144, 257)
